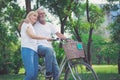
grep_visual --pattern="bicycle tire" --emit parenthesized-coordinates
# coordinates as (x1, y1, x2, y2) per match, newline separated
(64, 61, 99, 80)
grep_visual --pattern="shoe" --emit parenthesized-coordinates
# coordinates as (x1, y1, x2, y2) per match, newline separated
(46, 72, 52, 79)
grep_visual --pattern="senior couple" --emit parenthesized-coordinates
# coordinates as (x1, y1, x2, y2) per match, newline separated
(19, 8, 67, 80)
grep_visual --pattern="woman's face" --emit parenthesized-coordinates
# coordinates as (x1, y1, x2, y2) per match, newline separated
(29, 13, 38, 24)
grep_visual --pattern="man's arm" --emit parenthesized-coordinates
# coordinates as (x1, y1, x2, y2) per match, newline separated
(55, 32, 67, 40)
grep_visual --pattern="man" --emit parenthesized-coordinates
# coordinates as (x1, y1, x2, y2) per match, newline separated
(34, 8, 67, 80)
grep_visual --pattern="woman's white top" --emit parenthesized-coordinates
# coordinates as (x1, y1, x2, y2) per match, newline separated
(21, 22, 37, 52)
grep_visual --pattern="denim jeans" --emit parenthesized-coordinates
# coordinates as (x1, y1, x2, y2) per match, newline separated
(37, 45, 60, 80)
(21, 47, 38, 80)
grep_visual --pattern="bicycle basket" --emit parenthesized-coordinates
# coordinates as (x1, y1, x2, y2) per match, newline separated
(62, 41, 85, 60)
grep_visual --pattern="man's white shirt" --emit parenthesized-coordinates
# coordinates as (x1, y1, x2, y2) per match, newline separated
(34, 21, 58, 48)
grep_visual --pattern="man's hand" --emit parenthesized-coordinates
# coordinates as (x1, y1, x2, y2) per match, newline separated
(47, 38, 59, 41)
(65, 38, 72, 42)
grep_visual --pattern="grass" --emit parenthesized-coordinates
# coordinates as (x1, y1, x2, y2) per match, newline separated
(93, 65, 118, 73)
(0, 74, 24, 80)
(0, 65, 119, 80)
(93, 65, 120, 80)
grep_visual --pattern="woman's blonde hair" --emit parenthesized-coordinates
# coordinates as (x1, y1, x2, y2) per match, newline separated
(25, 11, 38, 21)
(18, 11, 38, 31)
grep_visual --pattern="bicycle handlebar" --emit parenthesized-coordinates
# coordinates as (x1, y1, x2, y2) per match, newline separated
(50, 38, 72, 42)
(50, 38, 60, 41)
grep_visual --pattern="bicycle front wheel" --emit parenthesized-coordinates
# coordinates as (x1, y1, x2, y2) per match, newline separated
(64, 61, 99, 80)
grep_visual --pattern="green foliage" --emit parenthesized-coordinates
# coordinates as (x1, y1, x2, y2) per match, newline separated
(73, 3, 86, 17)
(0, 0, 12, 11)
(104, 0, 120, 12)
(89, 4, 105, 28)
(37, 0, 73, 18)
(0, 1, 25, 74)
(4, 2, 25, 31)
(109, 16, 120, 44)
(81, 34, 118, 64)
(52, 42, 65, 64)
(10, 47, 22, 74)
(0, 22, 14, 74)
(100, 42, 118, 64)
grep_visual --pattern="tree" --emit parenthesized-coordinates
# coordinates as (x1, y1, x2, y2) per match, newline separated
(66, 2, 86, 42)
(0, 0, 12, 11)
(109, 16, 120, 73)
(25, 0, 31, 13)
(0, 1, 25, 74)
(86, 1, 105, 65)
(105, 0, 120, 74)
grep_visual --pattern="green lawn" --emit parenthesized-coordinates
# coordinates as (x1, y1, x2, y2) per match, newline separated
(0, 65, 119, 80)
(93, 65, 120, 80)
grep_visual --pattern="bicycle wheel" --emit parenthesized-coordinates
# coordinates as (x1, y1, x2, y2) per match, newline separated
(64, 61, 99, 80)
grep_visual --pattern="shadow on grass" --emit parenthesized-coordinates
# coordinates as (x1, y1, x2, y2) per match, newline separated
(0, 73, 120, 80)
(0, 74, 24, 80)
(97, 73, 120, 80)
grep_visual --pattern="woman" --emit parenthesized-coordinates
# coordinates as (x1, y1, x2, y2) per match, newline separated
(19, 11, 51, 80)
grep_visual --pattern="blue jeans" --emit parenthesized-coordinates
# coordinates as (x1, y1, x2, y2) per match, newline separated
(21, 47, 38, 80)
(37, 45, 60, 80)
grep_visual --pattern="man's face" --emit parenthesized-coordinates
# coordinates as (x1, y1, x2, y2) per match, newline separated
(38, 9, 46, 21)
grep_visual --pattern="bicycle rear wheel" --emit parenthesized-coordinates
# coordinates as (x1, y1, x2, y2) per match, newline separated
(64, 61, 99, 80)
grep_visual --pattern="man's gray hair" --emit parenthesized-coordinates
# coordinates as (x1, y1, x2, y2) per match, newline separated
(37, 6, 44, 11)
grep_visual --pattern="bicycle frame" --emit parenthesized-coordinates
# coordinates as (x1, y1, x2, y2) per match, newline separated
(58, 56, 66, 78)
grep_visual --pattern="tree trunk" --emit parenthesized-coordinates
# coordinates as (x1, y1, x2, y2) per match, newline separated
(59, 17, 68, 48)
(86, 0, 90, 22)
(87, 27, 93, 66)
(36, 0, 39, 9)
(86, 0, 92, 65)
(60, 16, 68, 34)
(73, 26, 82, 42)
(25, 0, 31, 14)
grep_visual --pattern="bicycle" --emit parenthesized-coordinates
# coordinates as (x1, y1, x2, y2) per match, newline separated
(37, 39, 99, 80)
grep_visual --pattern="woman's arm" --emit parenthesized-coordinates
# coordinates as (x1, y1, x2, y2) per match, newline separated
(26, 26, 51, 40)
